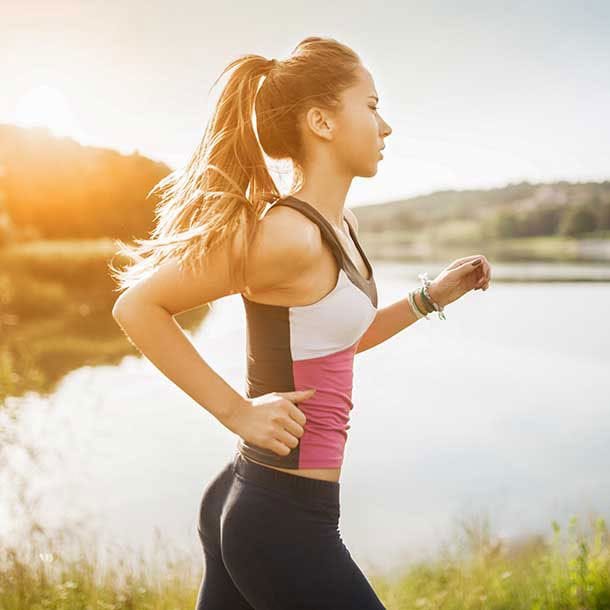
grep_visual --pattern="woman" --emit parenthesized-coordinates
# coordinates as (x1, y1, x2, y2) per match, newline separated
(111, 36, 491, 610)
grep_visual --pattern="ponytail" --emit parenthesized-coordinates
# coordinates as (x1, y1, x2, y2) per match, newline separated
(110, 37, 361, 295)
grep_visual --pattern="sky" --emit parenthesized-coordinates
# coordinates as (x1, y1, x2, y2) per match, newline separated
(2, 0, 609, 206)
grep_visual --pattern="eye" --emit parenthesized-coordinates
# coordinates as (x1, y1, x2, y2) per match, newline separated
(370, 105, 380, 112)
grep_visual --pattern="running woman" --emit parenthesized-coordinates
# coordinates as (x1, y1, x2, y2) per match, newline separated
(111, 35, 492, 610)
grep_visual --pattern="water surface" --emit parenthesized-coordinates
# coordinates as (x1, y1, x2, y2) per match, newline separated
(1, 261, 609, 574)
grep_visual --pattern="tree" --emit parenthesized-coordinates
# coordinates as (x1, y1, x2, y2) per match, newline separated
(559, 204, 598, 236)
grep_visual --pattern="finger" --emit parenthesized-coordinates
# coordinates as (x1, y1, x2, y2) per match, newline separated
(282, 415, 305, 439)
(483, 261, 491, 282)
(470, 266, 485, 288)
(458, 254, 483, 264)
(281, 388, 315, 402)
(288, 403, 307, 426)
(474, 271, 487, 290)
(454, 258, 483, 277)
(269, 438, 292, 456)
(276, 427, 300, 450)
(448, 254, 483, 269)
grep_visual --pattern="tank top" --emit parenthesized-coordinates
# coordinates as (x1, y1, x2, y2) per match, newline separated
(236, 195, 378, 469)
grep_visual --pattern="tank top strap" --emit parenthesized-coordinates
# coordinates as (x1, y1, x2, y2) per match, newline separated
(269, 196, 347, 270)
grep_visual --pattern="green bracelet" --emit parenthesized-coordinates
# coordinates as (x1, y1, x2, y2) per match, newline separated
(411, 289, 429, 316)
(419, 286, 436, 314)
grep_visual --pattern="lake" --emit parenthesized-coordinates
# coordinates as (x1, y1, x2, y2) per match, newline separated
(1, 260, 609, 576)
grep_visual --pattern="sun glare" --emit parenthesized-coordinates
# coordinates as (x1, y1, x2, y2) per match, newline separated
(14, 84, 77, 137)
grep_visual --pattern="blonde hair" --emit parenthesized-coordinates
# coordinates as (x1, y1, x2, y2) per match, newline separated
(109, 36, 361, 294)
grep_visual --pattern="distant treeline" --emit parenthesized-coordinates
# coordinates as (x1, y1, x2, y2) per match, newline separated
(355, 181, 610, 239)
(487, 194, 610, 238)
(1, 124, 609, 245)
(0, 124, 171, 244)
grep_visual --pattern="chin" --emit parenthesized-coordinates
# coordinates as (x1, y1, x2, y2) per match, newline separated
(365, 164, 379, 177)
(354, 159, 380, 178)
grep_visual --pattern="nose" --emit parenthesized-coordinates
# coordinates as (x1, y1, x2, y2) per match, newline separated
(379, 128, 391, 145)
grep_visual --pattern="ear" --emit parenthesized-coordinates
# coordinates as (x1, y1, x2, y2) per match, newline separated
(304, 106, 334, 142)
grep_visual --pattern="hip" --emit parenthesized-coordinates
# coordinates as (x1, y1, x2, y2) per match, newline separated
(240, 451, 342, 482)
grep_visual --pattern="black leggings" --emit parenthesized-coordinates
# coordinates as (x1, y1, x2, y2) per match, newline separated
(195, 451, 386, 609)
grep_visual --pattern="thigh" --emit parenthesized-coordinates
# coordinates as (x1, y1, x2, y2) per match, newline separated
(194, 549, 255, 610)
(220, 478, 386, 610)
(195, 460, 255, 610)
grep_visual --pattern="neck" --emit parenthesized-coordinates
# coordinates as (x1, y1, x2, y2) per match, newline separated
(290, 190, 348, 229)
(290, 160, 353, 227)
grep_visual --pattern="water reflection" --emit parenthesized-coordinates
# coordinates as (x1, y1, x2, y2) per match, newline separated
(0, 241, 208, 402)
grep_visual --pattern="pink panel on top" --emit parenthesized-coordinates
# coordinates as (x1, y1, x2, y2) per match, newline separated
(291, 341, 359, 468)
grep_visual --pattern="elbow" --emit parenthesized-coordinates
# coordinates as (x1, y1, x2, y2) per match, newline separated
(112, 305, 123, 322)
(112, 294, 166, 324)
(112, 293, 136, 322)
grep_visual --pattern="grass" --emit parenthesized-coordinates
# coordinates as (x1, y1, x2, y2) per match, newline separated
(375, 515, 610, 610)
(0, 513, 608, 609)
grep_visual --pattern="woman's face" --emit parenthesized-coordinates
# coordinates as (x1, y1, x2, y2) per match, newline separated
(333, 64, 392, 177)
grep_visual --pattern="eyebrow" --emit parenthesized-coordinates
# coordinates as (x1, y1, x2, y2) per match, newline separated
(368, 95, 379, 102)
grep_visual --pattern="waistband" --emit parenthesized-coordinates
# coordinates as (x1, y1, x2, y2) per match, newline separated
(232, 452, 340, 508)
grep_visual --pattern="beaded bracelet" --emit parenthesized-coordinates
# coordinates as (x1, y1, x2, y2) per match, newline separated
(407, 290, 429, 320)
(416, 288, 434, 315)
(417, 272, 447, 320)
(419, 286, 435, 313)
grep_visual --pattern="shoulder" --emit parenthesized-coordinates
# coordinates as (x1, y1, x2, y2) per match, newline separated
(244, 203, 321, 294)
(343, 206, 359, 234)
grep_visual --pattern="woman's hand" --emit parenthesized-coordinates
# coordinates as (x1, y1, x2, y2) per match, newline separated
(428, 255, 492, 308)
(227, 388, 315, 457)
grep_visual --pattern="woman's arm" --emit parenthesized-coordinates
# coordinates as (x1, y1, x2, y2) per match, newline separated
(344, 208, 428, 354)
(355, 293, 428, 353)
(112, 216, 314, 433)
(113, 287, 247, 430)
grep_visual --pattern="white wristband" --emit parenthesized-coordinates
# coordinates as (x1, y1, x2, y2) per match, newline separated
(417, 272, 447, 320)
(407, 290, 429, 321)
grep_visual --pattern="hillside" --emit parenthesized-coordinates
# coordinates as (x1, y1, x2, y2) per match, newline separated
(354, 181, 610, 235)
(1, 124, 608, 261)
(0, 124, 171, 243)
